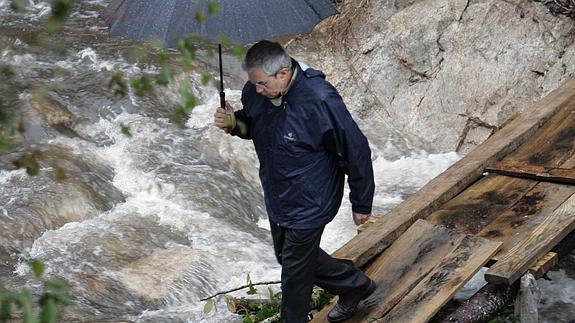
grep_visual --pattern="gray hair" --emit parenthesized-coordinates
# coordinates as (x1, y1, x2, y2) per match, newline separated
(242, 40, 292, 76)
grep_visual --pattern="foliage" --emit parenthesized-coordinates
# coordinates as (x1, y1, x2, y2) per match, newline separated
(0, 65, 23, 154)
(310, 285, 334, 310)
(0, 260, 72, 323)
(203, 274, 333, 323)
(1, 0, 251, 321)
(3, 0, 245, 176)
(238, 282, 283, 323)
(12, 152, 41, 176)
(487, 304, 519, 323)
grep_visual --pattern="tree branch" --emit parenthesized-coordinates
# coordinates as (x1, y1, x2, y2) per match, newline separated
(200, 281, 281, 301)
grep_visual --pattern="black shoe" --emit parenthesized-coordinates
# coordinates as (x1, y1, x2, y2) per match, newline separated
(327, 279, 377, 322)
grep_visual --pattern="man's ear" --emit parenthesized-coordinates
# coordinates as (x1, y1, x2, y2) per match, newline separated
(276, 67, 290, 80)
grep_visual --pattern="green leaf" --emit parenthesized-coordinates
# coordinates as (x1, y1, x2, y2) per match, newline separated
(179, 80, 198, 112)
(216, 36, 231, 47)
(247, 285, 257, 295)
(184, 95, 198, 111)
(232, 45, 245, 59)
(156, 66, 173, 86)
(17, 290, 37, 323)
(0, 296, 14, 320)
(45, 278, 72, 305)
(237, 120, 248, 137)
(108, 72, 128, 97)
(208, 1, 220, 16)
(176, 38, 197, 68)
(195, 11, 206, 23)
(246, 274, 257, 295)
(0, 134, 16, 153)
(120, 124, 132, 137)
(203, 299, 215, 315)
(40, 297, 58, 323)
(10, 0, 27, 12)
(130, 76, 153, 96)
(54, 168, 67, 181)
(201, 74, 211, 86)
(50, 0, 74, 21)
(171, 105, 188, 125)
(29, 259, 44, 278)
(158, 50, 170, 63)
(12, 153, 40, 176)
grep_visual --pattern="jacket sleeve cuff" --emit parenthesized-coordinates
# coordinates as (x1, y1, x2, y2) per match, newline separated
(229, 125, 241, 137)
(352, 206, 372, 215)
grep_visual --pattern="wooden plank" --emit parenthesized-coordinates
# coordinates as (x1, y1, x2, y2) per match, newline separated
(428, 100, 575, 237)
(426, 175, 538, 234)
(528, 252, 558, 279)
(481, 154, 575, 259)
(311, 220, 465, 322)
(499, 96, 575, 167)
(357, 213, 384, 234)
(487, 161, 575, 184)
(332, 78, 575, 267)
(372, 234, 501, 322)
(479, 181, 575, 258)
(485, 192, 575, 284)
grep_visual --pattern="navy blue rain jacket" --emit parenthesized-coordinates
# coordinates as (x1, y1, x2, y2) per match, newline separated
(231, 60, 375, 229)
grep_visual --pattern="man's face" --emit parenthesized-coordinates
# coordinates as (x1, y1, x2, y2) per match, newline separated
(248, 67, 290, 99)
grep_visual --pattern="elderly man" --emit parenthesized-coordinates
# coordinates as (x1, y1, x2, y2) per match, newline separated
(214, 40, 376, 323)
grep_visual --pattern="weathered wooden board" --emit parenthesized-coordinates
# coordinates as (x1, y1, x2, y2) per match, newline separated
(487, 161, 575, 184)
(528, 252, 558, 279)
(499, 97, 575, 167)
(312, 220, 460, 322)
(480, 155, 575, 259)
(332, 78, 575, 267)
(485, 192, 575, 284)
(378, 235, 500, 323)
(311, 220, 500, 323)
(478, 180, 575, 259)
(426, 175, 537, 234)
(428, 95, 575, 237)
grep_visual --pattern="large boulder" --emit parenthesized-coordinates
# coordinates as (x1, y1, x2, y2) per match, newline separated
(288, 0, 575, 153)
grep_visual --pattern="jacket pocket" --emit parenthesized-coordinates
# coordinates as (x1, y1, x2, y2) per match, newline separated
(270, 148, 322, 214)
(278, 177, 321, 214)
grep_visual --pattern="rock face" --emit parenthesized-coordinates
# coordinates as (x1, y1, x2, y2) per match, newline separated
(288, 0, 575, 153)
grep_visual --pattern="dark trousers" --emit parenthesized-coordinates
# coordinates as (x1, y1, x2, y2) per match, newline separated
(270, 221, 371, 323)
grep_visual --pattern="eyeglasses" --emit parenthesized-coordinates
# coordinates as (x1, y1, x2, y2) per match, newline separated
(254, 80, 271, 89)
(250, 72, 279, 89)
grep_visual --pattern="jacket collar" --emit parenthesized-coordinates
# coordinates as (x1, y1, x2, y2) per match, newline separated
(283, 58, 307, 97)
(270, 58, 304, 106)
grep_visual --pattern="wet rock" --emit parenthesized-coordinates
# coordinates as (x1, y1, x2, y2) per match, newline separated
(23, 214, 210, 320)
(117, 245, 204, 305)
(23, 93, 84, 142)
(0, 144, 125, 274)
(287, 0, 575, 153)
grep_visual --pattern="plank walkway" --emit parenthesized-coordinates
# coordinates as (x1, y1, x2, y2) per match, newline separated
(312, 77, 575, 322)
